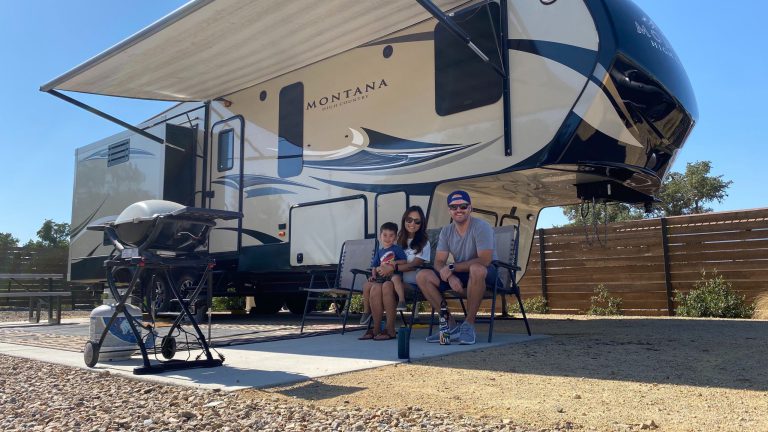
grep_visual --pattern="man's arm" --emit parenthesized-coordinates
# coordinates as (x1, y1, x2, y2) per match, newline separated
(452, 250, 493, 272)
(433, 250, 449, 271)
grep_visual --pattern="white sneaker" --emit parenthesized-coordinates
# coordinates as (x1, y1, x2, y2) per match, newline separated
(458, 322, 476, 345)
(425, 323, 460, 343)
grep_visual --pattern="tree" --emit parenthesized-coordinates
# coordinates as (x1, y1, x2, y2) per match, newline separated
(561, 160, 732, 225)
(24, 220, 70, 248)
(560, 202, 644, 227)
(655, 161, 732, 216)
(0, 232, 19, 249)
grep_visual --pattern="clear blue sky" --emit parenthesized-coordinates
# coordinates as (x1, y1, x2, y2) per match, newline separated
(1, 1, 766, 243)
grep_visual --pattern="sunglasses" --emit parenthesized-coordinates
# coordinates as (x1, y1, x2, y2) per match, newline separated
(448, 204, 469, 211)
(405, 217, 422, 225)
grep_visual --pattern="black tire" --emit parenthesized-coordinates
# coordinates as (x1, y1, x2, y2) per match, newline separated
(83, 341, 99, 368)
(249, 295, 284, 315)
(177, 273, 208, 322)
(161, 336, 177, 360)
(284, 292, 317, 315)
(144, 272, 171, 317)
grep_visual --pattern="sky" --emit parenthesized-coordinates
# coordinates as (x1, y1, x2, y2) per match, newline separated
(1, 1, 766, 243)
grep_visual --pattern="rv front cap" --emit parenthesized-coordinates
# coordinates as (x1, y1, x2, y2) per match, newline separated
(447, 190, 471, 205)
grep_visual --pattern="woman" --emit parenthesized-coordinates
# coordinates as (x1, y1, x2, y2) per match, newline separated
(360, 206, 430, 340)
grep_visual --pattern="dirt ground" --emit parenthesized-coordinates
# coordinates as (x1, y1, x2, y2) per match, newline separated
(248, 314, 768, 431)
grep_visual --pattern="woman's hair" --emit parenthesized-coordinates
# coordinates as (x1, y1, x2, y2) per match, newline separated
(397, 205, 428, 254)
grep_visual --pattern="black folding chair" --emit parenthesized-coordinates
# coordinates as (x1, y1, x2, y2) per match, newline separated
(426, 225, 531, 342)
(299, 238, 376, 334)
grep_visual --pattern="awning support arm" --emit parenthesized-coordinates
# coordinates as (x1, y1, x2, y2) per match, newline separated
(415, 0, 505, 77)
(500, 0, 512, 156)
(46, 89, 164, 144)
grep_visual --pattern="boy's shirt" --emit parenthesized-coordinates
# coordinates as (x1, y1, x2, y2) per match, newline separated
(371, 244, 407, 268)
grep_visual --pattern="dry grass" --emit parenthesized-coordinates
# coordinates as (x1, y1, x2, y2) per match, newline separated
(753, 292, 768, 320)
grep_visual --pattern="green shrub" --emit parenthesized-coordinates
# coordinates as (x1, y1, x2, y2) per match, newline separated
(509, 295, 549, 314)
(587, 284, 623, 316)
(348, 294, 364, 313)
(212, 296, 245, 312)
(346, 296, 429, 314)
(675, 271, 754, 318)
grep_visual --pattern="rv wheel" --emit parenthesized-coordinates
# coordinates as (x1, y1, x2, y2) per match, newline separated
(249, 295, 284, 315)
(161, 336, 177, 359)
(284, 292, 317, 315)
(177, 273, 208, 322)
(144, 272, 171, 317)
(83, 341, 100, 368)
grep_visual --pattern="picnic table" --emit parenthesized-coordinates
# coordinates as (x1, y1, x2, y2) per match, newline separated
(0, 274, 70, 324)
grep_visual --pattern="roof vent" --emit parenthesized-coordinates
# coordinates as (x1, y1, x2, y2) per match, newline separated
(107, 139, 130, 167)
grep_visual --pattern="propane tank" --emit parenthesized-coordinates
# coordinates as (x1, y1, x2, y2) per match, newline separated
(89, 304, 154, 361)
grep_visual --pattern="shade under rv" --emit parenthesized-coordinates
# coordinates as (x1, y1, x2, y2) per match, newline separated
(41, 0, 471, 101)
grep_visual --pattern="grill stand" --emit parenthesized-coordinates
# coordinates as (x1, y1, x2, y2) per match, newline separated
(83, 203, 239, 374)
(85, 253, 223, 374)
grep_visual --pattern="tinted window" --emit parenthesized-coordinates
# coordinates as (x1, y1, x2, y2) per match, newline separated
(217, 129, 234, 172)
(435, 2, 502, 116)
(278, 82, 304, 178)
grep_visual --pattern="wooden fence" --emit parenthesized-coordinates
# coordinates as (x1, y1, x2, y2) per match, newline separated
(518, 208, 768, 315)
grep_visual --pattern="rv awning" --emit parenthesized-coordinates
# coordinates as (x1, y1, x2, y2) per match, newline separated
(41, 0, 470, 102)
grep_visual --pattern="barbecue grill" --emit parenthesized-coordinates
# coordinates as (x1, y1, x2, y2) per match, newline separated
(84, 200, 241, 374)
(107, 199, 238, 253)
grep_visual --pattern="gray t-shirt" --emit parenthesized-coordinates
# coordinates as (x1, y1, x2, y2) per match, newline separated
(437, 216, 497, 263)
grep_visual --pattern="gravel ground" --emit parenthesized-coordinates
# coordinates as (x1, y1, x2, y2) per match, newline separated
(0, 355, 541, 432)
(1, 314, 767, 431)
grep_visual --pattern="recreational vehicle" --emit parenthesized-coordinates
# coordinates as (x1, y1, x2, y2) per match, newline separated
(44, 0, 697, 316)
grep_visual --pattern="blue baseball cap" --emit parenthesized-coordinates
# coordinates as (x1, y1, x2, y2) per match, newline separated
(447, 190, 471, 205)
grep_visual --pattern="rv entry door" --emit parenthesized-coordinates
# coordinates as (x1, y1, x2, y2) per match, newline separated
(207, 116, 244, 255)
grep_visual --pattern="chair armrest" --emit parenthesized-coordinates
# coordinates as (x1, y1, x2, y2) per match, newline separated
(350, 268, 372, 277)
(491, 260, 521, 271)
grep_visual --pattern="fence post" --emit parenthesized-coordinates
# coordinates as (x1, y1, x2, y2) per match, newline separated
(538, 228, 548, 304)
(660, 218, 674, 316)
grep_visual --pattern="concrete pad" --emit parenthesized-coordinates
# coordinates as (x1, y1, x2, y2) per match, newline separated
(0, 328, 546, 391)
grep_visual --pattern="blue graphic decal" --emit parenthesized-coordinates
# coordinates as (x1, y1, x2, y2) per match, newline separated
(83, 148, 155, 162)
(245, 187, 296, 198)
(310, 177, 437, 195)
(213, 174, 317, 191)
(508, 39, 597, 78)
(304, 147, 467, 171)
(216, 227, 282, 245)
(104, 317, 154, 347)
(362, 128, 467, 151)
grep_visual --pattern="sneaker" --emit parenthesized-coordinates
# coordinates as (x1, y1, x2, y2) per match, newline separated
(425, 323, 460, 343)
(458, 322, 476, 345)
(396, 301, 407, 312)
(359, 312, 372, 326)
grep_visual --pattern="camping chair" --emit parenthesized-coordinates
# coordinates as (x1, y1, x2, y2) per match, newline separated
(299, 238, 376, 334)
(427, 225, 531, 342)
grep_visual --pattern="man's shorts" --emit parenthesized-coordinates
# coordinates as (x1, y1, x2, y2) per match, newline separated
(431, 266, 498, 292)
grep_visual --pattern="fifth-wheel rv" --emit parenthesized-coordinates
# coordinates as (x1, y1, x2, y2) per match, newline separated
(44, 0, 697, 315)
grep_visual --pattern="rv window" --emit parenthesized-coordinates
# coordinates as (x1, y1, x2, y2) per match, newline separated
(434, 2, 502, 116)
(217, 129, 234, 172)
(107, 139, 130, 167)
(278, 82, 304, 178)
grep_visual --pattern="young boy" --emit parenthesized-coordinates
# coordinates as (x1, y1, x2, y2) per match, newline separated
(359, 222, 407, 332)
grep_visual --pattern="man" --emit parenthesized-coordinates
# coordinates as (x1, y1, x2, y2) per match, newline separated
(416, 190, 497, 345)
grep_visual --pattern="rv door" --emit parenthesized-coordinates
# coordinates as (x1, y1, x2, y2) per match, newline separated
(207, 116, 244, 254)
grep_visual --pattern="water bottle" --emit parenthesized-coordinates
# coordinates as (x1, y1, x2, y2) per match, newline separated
(439, 300, 451, 345)
(397, 326, 411, 360)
